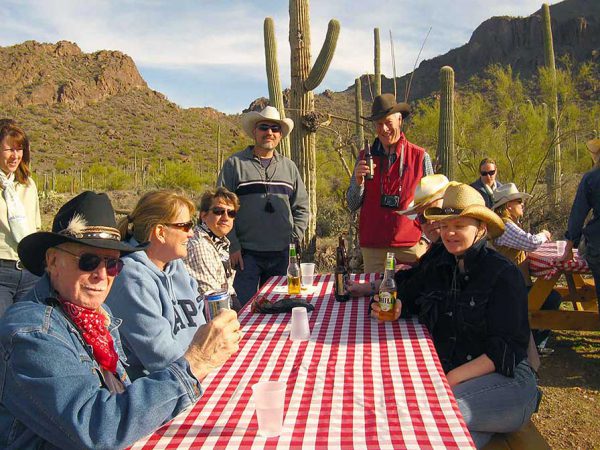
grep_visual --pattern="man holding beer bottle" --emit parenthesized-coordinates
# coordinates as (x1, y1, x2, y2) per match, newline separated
(346, 94, 434, 273)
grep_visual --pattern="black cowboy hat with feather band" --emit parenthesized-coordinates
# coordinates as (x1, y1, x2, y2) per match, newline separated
(18, 191, 147, 276)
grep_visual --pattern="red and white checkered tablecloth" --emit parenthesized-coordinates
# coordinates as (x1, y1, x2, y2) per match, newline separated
(529, 241, 590, 280)
(132, 274, 474, 449)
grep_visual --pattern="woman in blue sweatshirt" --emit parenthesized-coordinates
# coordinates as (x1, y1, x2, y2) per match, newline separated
(106, 190, 206, 380)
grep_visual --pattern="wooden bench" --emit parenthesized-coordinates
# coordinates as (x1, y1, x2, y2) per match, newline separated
(483, 421, 550, 450)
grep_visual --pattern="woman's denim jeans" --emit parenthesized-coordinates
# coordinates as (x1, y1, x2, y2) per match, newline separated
(0, 265, 39, 318)
(453, 359, 540, 449)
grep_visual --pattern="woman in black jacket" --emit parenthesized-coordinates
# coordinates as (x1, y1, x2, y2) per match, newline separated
(371, 183, 540, 449)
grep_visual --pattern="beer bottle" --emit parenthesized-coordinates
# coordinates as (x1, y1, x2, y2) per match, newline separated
(364, 139, 374, 181)
(334, 237, 350, 302)
(287, 243, 301, 295)
(378, 252, 397, 321)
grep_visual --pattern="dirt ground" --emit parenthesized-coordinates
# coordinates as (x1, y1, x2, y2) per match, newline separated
(533, 329, 600, 449)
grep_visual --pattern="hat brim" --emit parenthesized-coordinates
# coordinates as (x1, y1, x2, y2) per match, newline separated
(362, 102, 411, 121)
(492, 192, 532, 210)
(423, 205, 505, 239)
(18, 232, 148, 276)
(241, 112, 293, 139)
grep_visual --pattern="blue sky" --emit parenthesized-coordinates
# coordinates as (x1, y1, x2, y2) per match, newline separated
(1, 0, 554, 114)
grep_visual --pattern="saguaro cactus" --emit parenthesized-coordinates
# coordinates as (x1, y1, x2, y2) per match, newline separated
(264, 17, 291, 158)
(374, 28, 381, 97)
(288, 0, 340, 251)
(542, 3, 561, 206)
(438, 66, 455, 180)
(355, 77, 364, 144)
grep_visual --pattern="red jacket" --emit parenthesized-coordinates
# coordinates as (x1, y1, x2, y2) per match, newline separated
(359, 134, 424, 248)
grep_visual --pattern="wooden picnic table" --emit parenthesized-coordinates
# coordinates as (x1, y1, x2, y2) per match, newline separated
(528, 241, 599, 331)
(131, 273, 474, 449)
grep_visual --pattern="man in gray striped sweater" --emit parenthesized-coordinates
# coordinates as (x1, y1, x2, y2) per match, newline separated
(217, 106, 309, 306)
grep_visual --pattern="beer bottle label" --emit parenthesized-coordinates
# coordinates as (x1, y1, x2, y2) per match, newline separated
(335, 273, 345, 295)
(379, 292, 395, 311)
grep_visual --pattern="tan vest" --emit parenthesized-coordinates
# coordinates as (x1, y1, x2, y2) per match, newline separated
(494, 218, 532, 287)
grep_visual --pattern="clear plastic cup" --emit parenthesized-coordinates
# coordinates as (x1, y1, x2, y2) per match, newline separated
(556, 240, 567, 256)
(300, 263, 315, 287)
(290, 306, 310, 341)
(252, 381, 286, 437)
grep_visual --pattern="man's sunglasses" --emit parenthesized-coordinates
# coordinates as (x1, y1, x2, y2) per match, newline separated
(256, 123, 281, 133)
(55, 247, 123, 277)
(210, 207, 237, 218)
(480, 169, 496, 176)
(164, 221, 194, 232)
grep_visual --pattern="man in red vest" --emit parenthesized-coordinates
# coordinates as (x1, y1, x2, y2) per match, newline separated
(347, 94, 433, 273)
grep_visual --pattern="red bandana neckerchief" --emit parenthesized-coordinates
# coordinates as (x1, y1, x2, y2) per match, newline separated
(59, 298, 119, 373)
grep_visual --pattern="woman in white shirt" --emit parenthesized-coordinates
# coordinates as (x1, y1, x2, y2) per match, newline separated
(0, 122, 41, 317)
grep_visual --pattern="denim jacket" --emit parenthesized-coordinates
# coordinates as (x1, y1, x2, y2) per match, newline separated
(0, 275, 202, 450)
(396, 239, 530, 377)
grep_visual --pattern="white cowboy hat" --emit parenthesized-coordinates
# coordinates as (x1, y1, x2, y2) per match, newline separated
(396, 174, 450, 216)
(241, 106, 294, 139)
(492, 183, 532, 210)
(424, 183, 505, 238)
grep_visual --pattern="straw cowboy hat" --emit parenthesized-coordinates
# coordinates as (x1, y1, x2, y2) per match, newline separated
(424, 183, 505, 238)
(18, 191, 146, 276)
(362, 93, 411, 121)
(396, 174, 451, 216)
(492, 183, 532, 210)
(586, 139, 600, 161)
(241, 106, 294, 139)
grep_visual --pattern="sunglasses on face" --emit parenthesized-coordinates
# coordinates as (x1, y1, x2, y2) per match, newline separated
(256, 123, 281, 133)
(210, 207, 237, 218)
(480, 169, 496, 176)
(164, 221, 194, 232)
(55, 247, 123, 277)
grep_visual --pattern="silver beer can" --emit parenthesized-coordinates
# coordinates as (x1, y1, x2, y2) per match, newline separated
(204, 290, 231, 321)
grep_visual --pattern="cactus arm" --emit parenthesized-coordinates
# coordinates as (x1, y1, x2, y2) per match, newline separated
(355, 77, 364, 144)
(374, 28, 381, 96)
(264, 17, 291, 158)
(304, 19, 340, 91)
(438, 66, 455, 180)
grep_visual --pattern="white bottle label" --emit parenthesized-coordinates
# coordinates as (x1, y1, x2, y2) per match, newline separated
(379, 292, 395, 312)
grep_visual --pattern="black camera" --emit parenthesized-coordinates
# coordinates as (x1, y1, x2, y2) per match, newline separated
(380, 194, 400, 208)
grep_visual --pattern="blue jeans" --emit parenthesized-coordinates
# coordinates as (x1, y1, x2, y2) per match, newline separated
(0, 264, 39, 318)
(584, 244, 600, 308)
(453, 359, 540, 449)
(233, 249, 289, 306)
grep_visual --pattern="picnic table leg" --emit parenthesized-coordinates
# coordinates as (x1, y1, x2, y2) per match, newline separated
(528, 276, 559, 311)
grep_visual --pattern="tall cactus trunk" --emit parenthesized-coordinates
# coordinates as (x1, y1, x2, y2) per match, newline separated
(215, 122, 223, 183)
(355, 77, 364, 145)
(264, 17, 291, 158)
(288, 0, 339, 257)
(374, 28, 381, 97)
(542, 3, 561, 207)
(438, 66, 455, 179)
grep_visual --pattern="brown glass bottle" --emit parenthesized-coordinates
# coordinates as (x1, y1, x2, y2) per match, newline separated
(334, 237, 350, 302)
(364, 139, 374, 181)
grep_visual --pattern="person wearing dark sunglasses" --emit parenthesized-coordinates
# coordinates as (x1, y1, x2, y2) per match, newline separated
(0, 191, 240, 448)
(218, 106, 309, 306)
(470, 157, 503, 208)
(106, 190, 213, 380)
(185, 187, 242, 311)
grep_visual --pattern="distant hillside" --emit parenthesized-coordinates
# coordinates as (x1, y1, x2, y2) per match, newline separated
(0, 41, 247, 182)
(348, 0, 600, 103)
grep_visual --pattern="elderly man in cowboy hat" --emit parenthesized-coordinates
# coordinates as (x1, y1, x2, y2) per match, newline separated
(347, 93, 434, 273)
(560, 138, 600, 307)
(0, 191, 241, 448)
(218, 106, 309, 305)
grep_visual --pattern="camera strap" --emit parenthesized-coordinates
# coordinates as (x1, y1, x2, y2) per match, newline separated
(378, 141, 405, 196)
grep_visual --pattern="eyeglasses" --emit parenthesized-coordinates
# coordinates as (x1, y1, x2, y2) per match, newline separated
(210, 207, 237, 218)
(480, 169, 496, 177)
(514, 198, 524, 205)
(256, 123, 281, 133)
(54, 247, 123, 277)
(164, 221, 194, 232)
